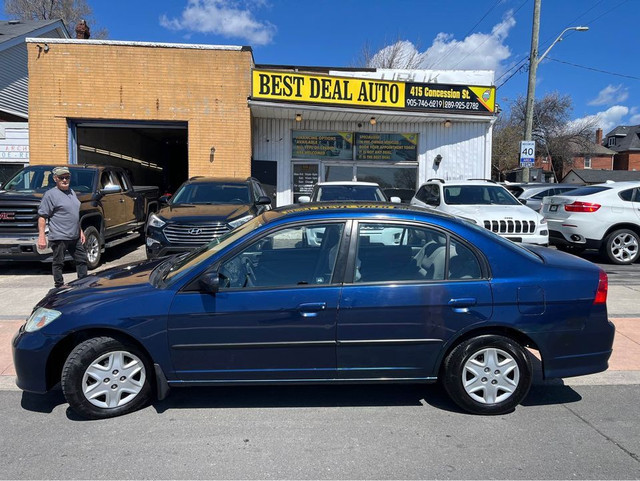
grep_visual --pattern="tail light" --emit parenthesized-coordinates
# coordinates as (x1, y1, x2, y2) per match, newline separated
(594, 269, 608, 305)
(564, 201, 601, 212)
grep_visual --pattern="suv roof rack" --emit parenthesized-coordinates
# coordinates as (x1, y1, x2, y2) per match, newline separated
(426, 178, 445, 183)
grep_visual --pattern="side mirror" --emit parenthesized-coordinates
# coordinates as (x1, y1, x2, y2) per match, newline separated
(390, 196, 401, 203)
(298, 195, 311, 203)
(199, 271, 220, 294)
(256, 195, 271, 206)
(100, 184, 121, 195)
(159, 194, 171, 205)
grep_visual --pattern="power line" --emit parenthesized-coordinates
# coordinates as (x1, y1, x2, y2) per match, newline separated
(545, 57, 640, 81)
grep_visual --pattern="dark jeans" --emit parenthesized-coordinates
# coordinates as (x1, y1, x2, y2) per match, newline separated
(50, 238, 88, 288)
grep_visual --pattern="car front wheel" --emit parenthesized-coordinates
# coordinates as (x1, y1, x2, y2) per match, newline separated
(61, 337, 152, 419)
(442, 335, 532, 415)
(601, 228, 640, 265)
(83, 226, 102, 270)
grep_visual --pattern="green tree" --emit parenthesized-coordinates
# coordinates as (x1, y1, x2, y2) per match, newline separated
(4, 0, 107, 38)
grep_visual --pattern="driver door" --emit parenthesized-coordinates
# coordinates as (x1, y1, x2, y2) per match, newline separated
(167, 221, 348, 381)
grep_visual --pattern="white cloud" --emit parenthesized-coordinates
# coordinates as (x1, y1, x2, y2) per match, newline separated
(588, 84, 629, 106)
(160, 0, 276, 45)
(369, 12, 516, 77)
(629, 113, 640, 125)
(569, 105, 630, 134)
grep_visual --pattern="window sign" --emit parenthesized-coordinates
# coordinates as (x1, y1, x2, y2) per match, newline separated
(292, 163, 319, 202)
(355, 133, 417, 161)
(292, 131, 353, 160)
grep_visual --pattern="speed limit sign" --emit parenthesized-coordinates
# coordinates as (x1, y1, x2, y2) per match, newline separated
(520, 141, 535, 167)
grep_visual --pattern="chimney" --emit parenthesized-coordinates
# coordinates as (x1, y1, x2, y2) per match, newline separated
(596, 128, 603, 145)
(75, 19, 90, 39)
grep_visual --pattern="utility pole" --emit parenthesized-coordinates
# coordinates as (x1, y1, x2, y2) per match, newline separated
(522, 0, 541, 182)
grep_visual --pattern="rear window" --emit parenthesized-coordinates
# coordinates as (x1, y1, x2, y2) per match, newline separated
(562, 186, 610, 197)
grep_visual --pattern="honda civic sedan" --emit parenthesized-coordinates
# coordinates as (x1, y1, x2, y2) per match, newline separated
(12, 203, 614, 419)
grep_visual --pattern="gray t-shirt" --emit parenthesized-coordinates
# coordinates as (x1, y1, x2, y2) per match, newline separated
(38, 187, 81, 241)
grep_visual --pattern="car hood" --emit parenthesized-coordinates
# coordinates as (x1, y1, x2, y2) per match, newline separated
(157, 203, 252, 223)
(0, 190, 94, 202)
(37, 258, 164, 310)
(447, 204, 542, 221)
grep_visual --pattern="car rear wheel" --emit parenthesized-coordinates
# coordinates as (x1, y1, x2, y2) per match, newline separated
(61, 337, 152, 419)
(83, 226, 102, 270)
(442, 335, 532, 415)
(601, 229, 640, 265)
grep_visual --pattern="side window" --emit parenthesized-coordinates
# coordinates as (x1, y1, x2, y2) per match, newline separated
(531, 188, 552, 200)
(100, 172, 121, 190)
(218, 223, 344, 289)
(619, 189, 634, 202)
(449, 239, 482, 280)
(116, 172, 130, 191)
(354, 223, 447, 282)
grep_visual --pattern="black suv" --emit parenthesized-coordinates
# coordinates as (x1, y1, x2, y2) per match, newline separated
(145, 176, 271, 258)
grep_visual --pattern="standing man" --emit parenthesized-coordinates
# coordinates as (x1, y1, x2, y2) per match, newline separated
(37, 166, 88, 288)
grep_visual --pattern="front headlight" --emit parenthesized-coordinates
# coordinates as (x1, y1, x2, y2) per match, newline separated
(25, 307, 62, 332)
(147, 213, 166, 229)
(228, 214, 254, 228)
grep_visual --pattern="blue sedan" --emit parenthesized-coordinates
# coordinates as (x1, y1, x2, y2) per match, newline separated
(12, 203, 614, 418)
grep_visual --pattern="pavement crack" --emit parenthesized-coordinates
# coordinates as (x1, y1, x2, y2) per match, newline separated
(563, 404, 640, 464)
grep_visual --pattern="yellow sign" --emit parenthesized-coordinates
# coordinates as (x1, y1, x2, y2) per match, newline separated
(253, 70, 405, 108)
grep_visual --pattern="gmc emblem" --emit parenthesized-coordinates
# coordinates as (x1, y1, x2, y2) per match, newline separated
(0, 212, 15, 220)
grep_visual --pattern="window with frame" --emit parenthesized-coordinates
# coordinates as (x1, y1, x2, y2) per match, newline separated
(584, 156, 592, 169)
(218, 223, 345, 289)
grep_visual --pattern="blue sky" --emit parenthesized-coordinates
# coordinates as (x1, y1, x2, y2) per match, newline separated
(5, 0, 639, 135)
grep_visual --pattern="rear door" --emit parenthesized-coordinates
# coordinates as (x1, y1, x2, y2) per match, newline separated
(336, 221, 493, 380)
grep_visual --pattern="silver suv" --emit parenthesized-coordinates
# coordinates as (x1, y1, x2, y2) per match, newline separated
(411, 179, 548, 245)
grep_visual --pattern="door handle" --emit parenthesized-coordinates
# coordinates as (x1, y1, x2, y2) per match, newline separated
(448, 298, 477, 313)
(297, 302, 326, 317)
(119, 198, 125, 203)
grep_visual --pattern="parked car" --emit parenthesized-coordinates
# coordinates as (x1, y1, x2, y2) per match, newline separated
(383, 187, 416, 204)
(542, 181, 640, 264)
(13, 202, 613, 419)
(145, 176, 271, 259)
(0, 164, 159, 269)
(411, 179, 548, 245)
(298, 181, 401, 203)
(505, 183, 579, 212)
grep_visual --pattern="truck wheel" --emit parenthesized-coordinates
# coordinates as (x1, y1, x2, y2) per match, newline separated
(601, 229, 640, 265)
(83, 226, 102, 270)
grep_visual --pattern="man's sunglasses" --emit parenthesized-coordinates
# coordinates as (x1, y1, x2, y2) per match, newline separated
(57, 175, 71, 180)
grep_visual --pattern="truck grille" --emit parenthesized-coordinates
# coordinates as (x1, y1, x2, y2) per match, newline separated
(0, 203, 40, 233)
(163, 223, 230, 245)
(483, 220, 536, 235)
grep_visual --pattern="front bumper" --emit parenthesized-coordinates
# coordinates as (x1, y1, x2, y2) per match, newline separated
(12, 324, 60, 393)
(0, 234, 52, 262)
(502, 233, 549, 246)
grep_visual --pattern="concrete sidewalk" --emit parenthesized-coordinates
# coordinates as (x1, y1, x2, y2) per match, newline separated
(1, 317, 639, 388)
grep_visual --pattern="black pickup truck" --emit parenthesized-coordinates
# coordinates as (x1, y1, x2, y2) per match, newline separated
(0, 164, 159, 269)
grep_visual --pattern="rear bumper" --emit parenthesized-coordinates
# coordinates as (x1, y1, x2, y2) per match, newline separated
(549, 229, 602, 250)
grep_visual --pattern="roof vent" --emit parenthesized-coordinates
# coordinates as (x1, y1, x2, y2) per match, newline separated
(8, 20, 20, 25)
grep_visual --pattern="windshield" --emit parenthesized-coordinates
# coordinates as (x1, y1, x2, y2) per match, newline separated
(154, 215, 264, 287)
(2, 166, 96, 193)
(316, 185, 386, 201)
(444, 185, 520, 206)
(171, 182, 251, 205)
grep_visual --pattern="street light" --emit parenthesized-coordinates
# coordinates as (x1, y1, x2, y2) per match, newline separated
(524, 25, 589, 141)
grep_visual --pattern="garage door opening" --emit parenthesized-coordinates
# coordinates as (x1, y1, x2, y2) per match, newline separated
(71, 121, 188, 195)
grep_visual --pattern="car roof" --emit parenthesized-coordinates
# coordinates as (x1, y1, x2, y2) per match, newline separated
(185, 177, 252, 185)
(429, 180, 503, 187)
(316, 181, 380, 187)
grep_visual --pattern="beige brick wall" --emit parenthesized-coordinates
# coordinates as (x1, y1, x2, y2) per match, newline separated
(27, 41, 253, 178)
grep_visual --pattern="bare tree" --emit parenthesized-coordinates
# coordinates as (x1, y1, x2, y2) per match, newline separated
(493, 92, 599, 180)
(5, 0, 108, 38)
(354, 37, 424, 69)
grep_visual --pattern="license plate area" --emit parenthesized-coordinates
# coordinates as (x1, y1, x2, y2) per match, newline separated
(550, 205, 558, 212)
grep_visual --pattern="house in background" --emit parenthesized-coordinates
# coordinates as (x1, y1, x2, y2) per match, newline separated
(562, 168, 640, 184)
(0, 19, 69, 183)
(603, 125, 640, 171)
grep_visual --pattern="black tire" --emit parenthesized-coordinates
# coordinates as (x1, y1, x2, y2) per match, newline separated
(83, 226, 102, 270)
(442, 335, 532, 415)
(556, 244, 585, 255)
(61, 336, 152, 419)
(600, 228, 640, 265)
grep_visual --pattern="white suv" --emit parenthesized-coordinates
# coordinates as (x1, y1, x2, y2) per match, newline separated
(411, 179, 548, 245)
(541, 181, 640, 264)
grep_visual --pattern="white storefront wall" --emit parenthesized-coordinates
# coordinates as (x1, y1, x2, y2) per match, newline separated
(252, 117, 493, 207)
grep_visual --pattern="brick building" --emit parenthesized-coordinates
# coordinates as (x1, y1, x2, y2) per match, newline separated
(604, 125, 640, 171)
